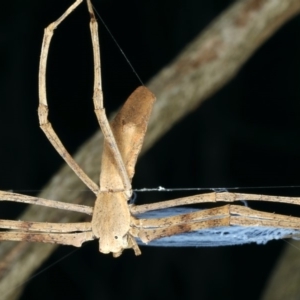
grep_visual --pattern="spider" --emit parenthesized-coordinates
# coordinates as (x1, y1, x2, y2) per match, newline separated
(0, 0, 300, 257)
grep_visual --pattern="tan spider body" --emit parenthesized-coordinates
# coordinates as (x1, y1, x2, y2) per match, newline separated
(0, 0, 300, 257)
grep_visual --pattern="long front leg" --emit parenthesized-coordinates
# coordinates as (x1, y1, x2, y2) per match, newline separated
(0, 191, 93, 215)
(86, 0, 131, 195)
(38, 0, 99, 194)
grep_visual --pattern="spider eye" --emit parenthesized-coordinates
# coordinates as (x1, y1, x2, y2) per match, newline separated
(114, 236, 118, 239)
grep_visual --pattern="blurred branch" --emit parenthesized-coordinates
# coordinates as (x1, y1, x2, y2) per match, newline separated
(262, 240, 300, 299)
(1, 0, 300, 298)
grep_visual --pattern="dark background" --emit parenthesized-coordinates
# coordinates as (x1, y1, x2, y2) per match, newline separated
(1, 0, 300, 299)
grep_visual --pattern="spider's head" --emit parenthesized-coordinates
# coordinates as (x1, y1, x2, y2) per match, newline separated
(92, 192, 133, 256)
(98, 229, 129, 256)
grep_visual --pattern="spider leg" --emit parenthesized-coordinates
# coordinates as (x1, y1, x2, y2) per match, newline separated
(126, 234, 141, 256)
(131, 192, 300, 214)
(0, 217, 94, 247)
(0, 191, 93, 215)
(86, 1, 155, 197)
(97, 87, 155, 195)
(38, 0, 99, 194)
(137, 217, 230, 244)
(0, 220, 91, 233)
(230, 205, 300, 229)
(0, 231, 94, 248)
(133, 204, 300, 244)
(133, 206, 229, 228)
(86, 1, 132, 195)
(132, 206, 230, 243)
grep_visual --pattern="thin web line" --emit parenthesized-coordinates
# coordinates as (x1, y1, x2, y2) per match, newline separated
(284, 239, 300, 252)
(6, 184, 300, 194)
(92, 4, 144, 86)
(134, 185, 300, 192)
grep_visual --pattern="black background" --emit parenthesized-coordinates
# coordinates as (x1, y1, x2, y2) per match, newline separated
(1, 0, 300, 299)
